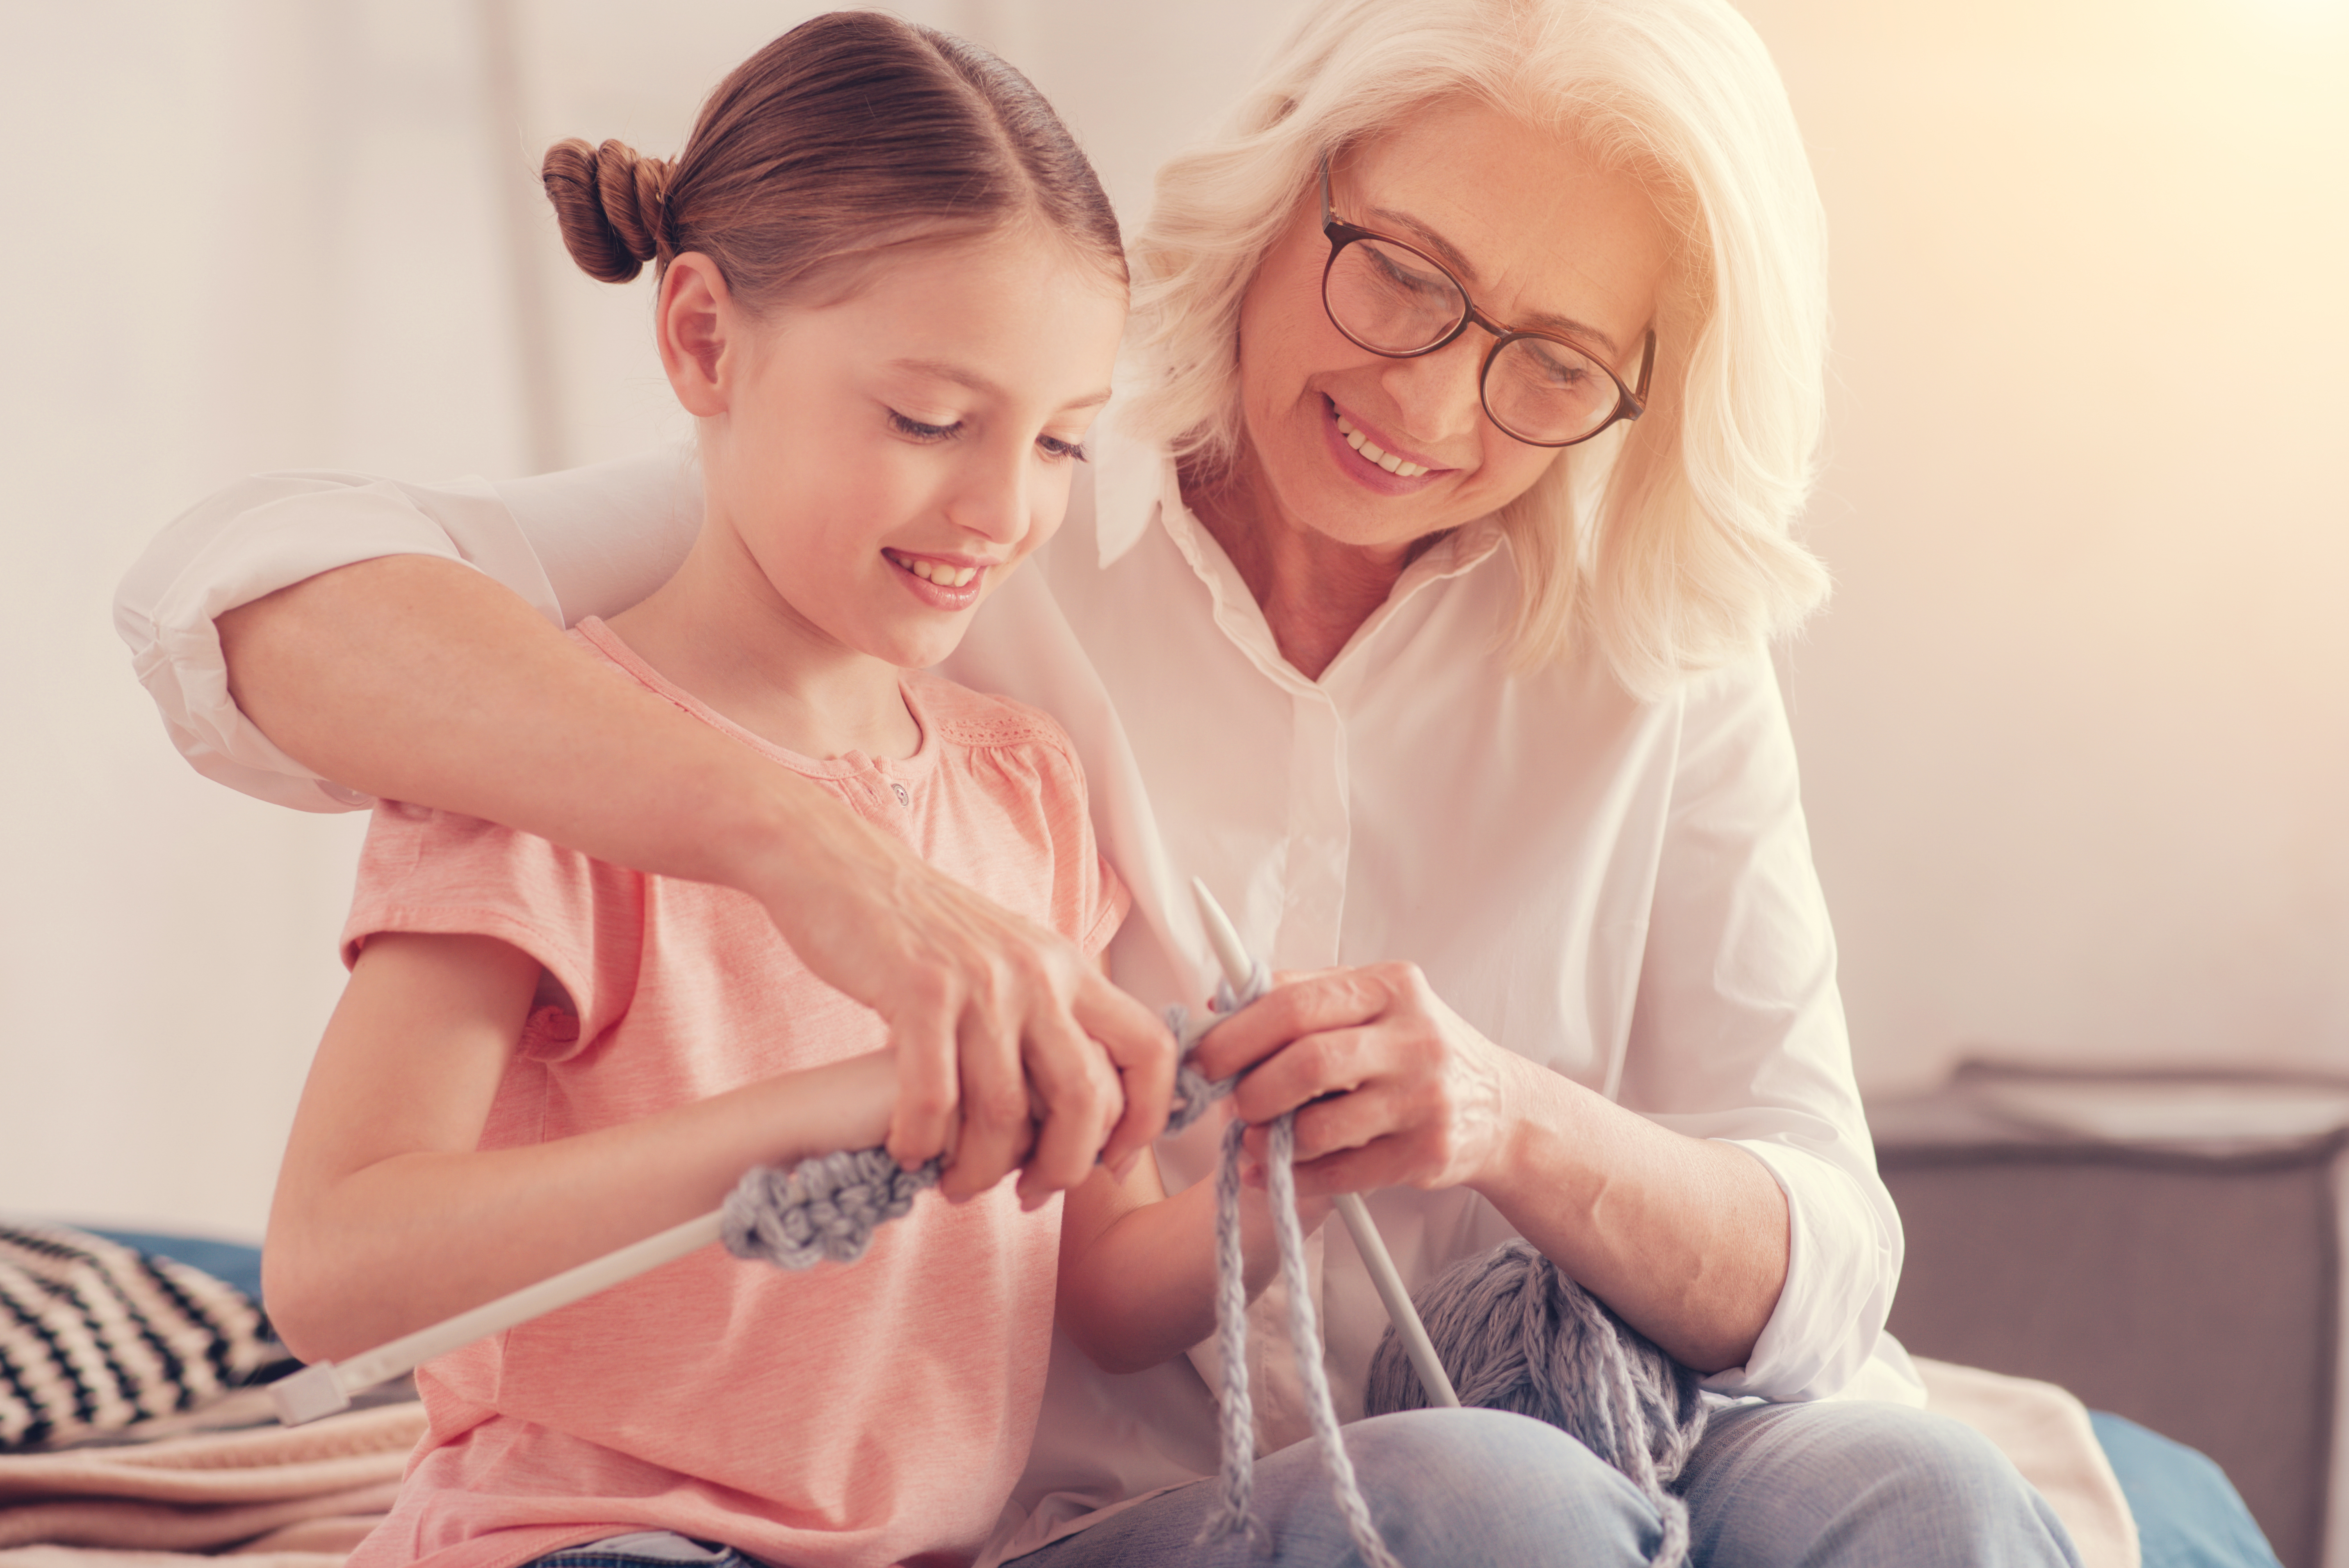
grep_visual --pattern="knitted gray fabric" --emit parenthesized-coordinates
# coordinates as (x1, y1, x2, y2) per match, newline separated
(720, 1147, 943, 1270)
(1363, 1240, 1710, 1568)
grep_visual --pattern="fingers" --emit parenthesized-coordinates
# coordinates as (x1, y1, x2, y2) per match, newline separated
(1189, 968, 1393, 1082)
(1224, 1023, 1385, 1126)
(1285, 1138, 1414, 1199)
(1238, 1100, 1426, 1199)
(1076, 972, 1176, 1174)
(940, 1001, 1030, 1202)
(1014, 1007, 1124, 1208)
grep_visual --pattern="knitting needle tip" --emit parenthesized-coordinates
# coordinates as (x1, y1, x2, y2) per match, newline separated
(1190, 877, 1255, 993)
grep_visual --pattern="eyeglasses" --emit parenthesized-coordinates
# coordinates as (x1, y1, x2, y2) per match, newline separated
(1318, 158, 1656, 449)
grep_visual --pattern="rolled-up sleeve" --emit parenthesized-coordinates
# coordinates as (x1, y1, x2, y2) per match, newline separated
(113, 452, 700, 811)
(1616, 655, 1902, 1402)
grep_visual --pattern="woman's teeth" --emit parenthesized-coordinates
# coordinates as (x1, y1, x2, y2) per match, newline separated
(891, 553, 978, 587)
(1334, 412, 1431, 478)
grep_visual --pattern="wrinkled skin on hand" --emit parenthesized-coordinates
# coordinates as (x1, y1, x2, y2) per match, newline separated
(1189, 961, 1520, 1198)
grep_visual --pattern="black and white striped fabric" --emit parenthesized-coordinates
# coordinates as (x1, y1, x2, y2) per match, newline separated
(0, 1224, 273, 1449)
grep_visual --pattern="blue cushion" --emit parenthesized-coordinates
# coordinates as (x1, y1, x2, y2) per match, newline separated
(84, 1229, 265, 1307)
(2091, 1410, 2282, 1568)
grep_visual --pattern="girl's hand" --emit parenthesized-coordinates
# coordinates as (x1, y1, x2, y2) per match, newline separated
(1187, 963, 1525, 1199)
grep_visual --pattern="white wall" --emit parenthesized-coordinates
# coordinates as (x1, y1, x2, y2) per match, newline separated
(1743, 0, 2349, 1088)
(2, 0, 2342, 1241)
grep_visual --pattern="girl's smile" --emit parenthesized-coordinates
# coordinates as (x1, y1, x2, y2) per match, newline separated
(882, 547, 1002, 609)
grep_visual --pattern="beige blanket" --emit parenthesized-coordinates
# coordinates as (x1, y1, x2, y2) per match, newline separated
(0, 1403, 421, 1567)
(1918, 1356, 2140, 1568)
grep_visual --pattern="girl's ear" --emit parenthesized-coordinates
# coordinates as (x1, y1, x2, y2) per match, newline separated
(656, 253, 736, 417)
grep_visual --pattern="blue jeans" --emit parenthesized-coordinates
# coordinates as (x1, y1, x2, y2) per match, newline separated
(1013, 1402, 2080, 1567)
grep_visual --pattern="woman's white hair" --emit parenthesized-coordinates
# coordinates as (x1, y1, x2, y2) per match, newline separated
(1123, 0, 1832, 696)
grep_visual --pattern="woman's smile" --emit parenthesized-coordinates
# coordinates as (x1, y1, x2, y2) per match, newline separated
(1322, 395, 1449, 494)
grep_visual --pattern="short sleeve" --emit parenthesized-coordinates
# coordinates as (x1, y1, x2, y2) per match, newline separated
(343, 802, 645, 1060)
(1034, 731, 1129, 959)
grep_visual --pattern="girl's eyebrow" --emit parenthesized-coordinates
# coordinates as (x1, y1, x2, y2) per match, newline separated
(887, 358, 1115, 413)
(1365, 206, 1622, 358)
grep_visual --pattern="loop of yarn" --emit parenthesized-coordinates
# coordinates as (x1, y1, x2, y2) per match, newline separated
(720, 1147, 943, 1271)
(1362, 1242, 1709, 1568)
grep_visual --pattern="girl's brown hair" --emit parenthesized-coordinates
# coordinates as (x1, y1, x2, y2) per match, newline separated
(542, 11, 1124, 305)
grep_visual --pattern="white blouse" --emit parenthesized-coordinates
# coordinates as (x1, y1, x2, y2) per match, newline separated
(115, 424, 1923, 1559)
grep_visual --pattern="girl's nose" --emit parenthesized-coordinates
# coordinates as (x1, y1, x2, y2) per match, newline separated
(946, 439, 1033, 546)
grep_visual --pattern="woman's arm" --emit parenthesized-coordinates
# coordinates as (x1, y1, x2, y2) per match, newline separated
(264, 931, 899, 1360)
(1055, 1128, 1332, 1375)
(214, 563, 1170, 1207)
(120, 463, 1172, 1201)
(1186, 659, 1889, 1388)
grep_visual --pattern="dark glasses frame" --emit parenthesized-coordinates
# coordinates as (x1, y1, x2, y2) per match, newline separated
(1318, 157, 1656, 449)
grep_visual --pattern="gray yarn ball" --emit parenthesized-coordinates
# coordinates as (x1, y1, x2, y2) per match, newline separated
(1363, 1241, 1709, 1568)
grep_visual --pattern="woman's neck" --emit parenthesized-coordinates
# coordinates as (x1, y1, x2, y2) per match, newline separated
(1182, 456, 1433, 683)
(606, 519, 918, 763)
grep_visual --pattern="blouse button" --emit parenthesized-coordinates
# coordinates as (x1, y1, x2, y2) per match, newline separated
(890, 781, 909, 807)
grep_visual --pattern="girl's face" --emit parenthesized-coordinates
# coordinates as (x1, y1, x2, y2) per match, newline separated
(678, 230, 1128, 672)
(1232, 98, 1670, 555)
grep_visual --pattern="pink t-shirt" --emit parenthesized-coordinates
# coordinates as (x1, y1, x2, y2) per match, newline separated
(339, 620, 1127, 1568)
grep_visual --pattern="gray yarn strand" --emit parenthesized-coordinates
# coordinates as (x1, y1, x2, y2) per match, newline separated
(1264, 1115, 1404, 1568)
(1196, 1115, 1260, 1544)
(1362, 1240, 1709, 1568)
(1169, 964, 1399, 1568)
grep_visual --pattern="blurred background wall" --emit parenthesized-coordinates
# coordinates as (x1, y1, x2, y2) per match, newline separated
(2, 0, 2343, 1240)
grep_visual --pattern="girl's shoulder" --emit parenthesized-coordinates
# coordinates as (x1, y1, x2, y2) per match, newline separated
(904, 672, 1080, 767)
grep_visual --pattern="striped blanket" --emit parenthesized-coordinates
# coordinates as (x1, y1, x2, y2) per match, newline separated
(0, 1228, 273, 1451)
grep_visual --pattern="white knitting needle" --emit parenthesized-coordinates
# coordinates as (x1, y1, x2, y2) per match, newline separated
(266, 1210, 722, 1425)
(1188, 877, 1461, 1409)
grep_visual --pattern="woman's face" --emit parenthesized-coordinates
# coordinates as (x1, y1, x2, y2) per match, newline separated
(1233, 98, 1670, 555)
(697, 231, 1128, 672)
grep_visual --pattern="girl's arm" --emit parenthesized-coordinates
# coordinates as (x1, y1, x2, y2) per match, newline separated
(264, 929, 898, 1361)
(219, 555, 1170, 1206)
(1054, 1126, 1332, 1376)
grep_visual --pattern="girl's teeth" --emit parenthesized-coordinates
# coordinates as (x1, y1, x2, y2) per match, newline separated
(898, 554, 979, 588)
(1333, 410, 1428, 478)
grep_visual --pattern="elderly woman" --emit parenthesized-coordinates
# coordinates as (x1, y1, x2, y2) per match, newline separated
(120, 1, 2087, 1564)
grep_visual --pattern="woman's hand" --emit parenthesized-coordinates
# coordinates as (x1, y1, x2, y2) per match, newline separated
(1186, 962, 1526, 1198)
(1187, 960, 1789, 1373)
(743, 826, 1173, 1207)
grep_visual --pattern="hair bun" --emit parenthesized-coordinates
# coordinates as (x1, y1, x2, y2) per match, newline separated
(542, 137, 675, 283)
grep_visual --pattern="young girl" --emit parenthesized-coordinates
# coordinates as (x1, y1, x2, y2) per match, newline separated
(263, 16, 1146, 1568)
